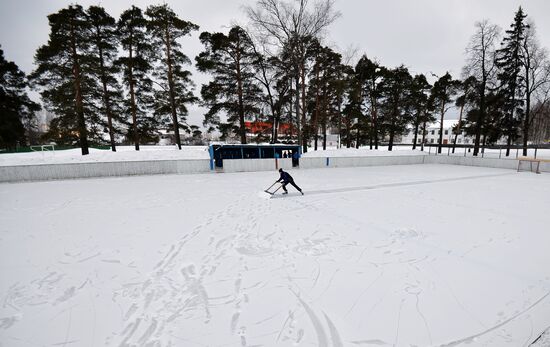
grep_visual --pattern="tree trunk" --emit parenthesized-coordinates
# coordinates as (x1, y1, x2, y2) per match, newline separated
(523, 88, 531, 156)
(345, 117, 351, 148)
(300, 61, 307, 153)
(337, 97, 342, 148)
(372, 106, 379, 149)
(96, 30, 116, 152)
(235, 40, 247, 144)
(421, 121, 427, 151)
(388, 124, 395, 151)
(313, 63, 319, 151)
(295, 73, 301, 150)
(322, 81, 327, 150)
(506, 136, 511, 157)
(438, 102, 445, 154)
(252, 46, 278, 144)
(452, 104, 464, 154)
(323, 124, 327, 150)
(128, 41, 140, 151)
(164, 25, 181, 150)
(288, 79, 293, 142)
(473, 69, 487, 156)
(70, 18, 89, 155)
(273, 114, 279, 144)
(355, 122, 360, 149)
(371, 85, 379, 150)
(412, 113, 420, 150)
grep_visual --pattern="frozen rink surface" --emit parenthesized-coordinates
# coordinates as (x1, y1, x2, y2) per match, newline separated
(1, 164, 550, 346)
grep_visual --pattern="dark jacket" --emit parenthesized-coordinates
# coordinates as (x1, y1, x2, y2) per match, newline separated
(278, 171, 293, 183)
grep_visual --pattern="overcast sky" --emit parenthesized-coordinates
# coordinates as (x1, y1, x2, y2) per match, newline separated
(1, 0, 549, 124)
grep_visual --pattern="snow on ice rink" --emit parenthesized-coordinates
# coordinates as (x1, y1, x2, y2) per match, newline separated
(1, 164, 550, 346)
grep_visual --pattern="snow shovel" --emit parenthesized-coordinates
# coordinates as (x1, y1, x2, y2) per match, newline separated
(264, 181, 282, 196)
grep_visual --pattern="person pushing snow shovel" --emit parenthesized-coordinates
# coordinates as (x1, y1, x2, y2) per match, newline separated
(276, 168, 303, 195)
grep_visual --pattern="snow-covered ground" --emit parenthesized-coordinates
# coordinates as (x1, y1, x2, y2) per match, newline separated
(0, 145, 429, 167)
(1, 164, 550, 346)
(425, 147, 550, 160)
(301, 146, 428, 157)
(2, 144, 548, 167)
(0, 145, 210, 166)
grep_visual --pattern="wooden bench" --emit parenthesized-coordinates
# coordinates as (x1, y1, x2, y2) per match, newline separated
(517, 157, 550, 174)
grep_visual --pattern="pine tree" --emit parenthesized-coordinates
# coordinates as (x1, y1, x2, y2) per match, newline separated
(496, 7, 528, 156)
(87, 5, 122, 152)
(0, 46, 41, 150)
(430, 72, 461, 153)
(408, 74, 432, 150)
(342, 75, 363, 148)
(378, 66, 414, 151)
(307, 42, 343, 150)
(452, 76, 477, 153)
(117, 6, 156, 149)
(196, 26, 263, 144)
(31, 5, 94, 155)
(320, 50, 346, 150)
(331, 63, 353, 149)
(355, 56, 385, 149)
(146, 4, 198, 149)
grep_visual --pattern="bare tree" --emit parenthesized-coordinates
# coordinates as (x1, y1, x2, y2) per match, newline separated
(530, 100, 550, 144)
(522, 22, 550, 153)
(462, 20, 501, 156)
(246, 0, 340, 151)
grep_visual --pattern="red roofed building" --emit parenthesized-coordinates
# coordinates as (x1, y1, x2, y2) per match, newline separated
(244, 121, 297, 137)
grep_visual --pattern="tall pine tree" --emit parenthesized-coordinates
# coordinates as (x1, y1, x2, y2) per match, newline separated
(88, 5, 122, 152)
(307, 42, 343, 150)
(452, 76, 476, 153)
(496, 7, 528, 156)
(31, 5, 95, 154)
(430, 72, 461, 153)
(355, 56, 385, 149)
(117, 6, 156, 149)
(409, 74, 432, 150)
(379, 66, 414, 151)
(146, 4, 198, 149)
(0, 47, 40, 150)
(196, 26, 262, 143)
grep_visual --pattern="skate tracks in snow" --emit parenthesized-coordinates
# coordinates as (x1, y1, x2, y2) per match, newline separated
(1, 168, 549, 346)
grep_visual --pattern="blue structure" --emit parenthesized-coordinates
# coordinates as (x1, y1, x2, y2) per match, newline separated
(208, 144, 301, 169)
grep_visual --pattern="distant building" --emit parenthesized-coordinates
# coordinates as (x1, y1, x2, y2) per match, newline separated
(400, 120, 474, 145)
(308, 134, 340, 148)
(244, 121, 297, 142)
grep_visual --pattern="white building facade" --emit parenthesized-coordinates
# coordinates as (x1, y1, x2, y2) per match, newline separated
(400, 120, 474, 145)
(308, 134, 340, 148)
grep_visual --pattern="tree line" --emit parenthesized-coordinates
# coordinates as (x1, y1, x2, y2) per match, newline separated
(1, 1, 549, 157)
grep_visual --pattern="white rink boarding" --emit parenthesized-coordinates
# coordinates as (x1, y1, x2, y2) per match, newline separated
(0, 159, 210, 182)
(1, 154, 548, 182)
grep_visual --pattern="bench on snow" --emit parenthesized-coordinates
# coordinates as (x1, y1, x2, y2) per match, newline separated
(517, 156, 550, 174)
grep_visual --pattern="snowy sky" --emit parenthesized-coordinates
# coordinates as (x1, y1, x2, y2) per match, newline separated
(1, 0, 549, 125)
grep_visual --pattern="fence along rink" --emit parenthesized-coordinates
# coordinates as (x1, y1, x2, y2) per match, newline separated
(2, 155, 550, 183)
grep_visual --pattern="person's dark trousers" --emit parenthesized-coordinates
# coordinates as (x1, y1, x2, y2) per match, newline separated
(282, 180, 302, 193)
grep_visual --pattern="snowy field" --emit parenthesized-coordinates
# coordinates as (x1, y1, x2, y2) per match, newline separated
(0, 145, 210, 166)
(1, 164, 550, 347)
(1, 145, 548, 167)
